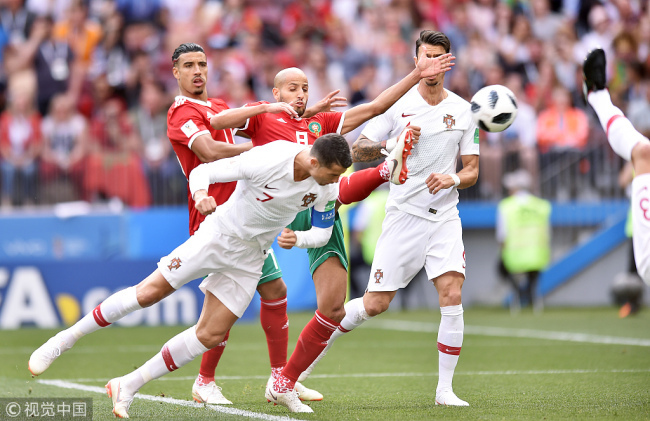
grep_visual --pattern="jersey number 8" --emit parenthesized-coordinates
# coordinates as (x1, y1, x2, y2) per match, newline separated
(296, 131, 309, 145)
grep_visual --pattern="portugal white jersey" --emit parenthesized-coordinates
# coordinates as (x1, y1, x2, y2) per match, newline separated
(362, 86, 479, 221)
(190, 141, 338, 251)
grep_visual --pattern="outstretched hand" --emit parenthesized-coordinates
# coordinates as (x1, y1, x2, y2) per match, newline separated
(303, 90, 348, 118)
(416, 50, 455, 79)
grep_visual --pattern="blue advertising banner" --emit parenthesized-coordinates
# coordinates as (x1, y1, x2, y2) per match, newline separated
(0, 254, 317, 329)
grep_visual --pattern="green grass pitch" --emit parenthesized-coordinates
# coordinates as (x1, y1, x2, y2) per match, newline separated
(1, 307, 649, 420)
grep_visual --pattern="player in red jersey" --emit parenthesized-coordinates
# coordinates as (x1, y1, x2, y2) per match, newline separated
(210, 51, 454, 411)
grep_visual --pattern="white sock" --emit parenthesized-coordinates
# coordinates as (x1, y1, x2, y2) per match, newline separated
(339, 297, 372, 331)
(298, 297, 371, 382)
(62, 286, 142, 347)
(436, 304, 464, 393)
(588, 90, 647, 161)
(632, 174, 650, 284)
(122, 325, 208, 392)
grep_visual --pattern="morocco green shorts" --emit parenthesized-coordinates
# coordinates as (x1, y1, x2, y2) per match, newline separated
(259, 248, 282, 285)
(288, 209, 348, 275)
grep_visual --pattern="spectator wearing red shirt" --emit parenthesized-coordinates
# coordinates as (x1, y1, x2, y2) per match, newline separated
(84, 96, 151, 207)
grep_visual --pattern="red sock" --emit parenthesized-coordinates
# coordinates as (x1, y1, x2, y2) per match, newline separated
(338, 163, 389, 205)
(260, 295, 289, 369)
(197, 329, 229, 383)
(281, 310, 338, 386)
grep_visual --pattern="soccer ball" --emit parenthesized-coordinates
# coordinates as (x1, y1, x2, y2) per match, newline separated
(470, 85, 518, 132)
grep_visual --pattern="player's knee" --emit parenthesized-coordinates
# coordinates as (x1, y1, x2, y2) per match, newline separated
(364, 296, 390, 317)
(257, 278, 287, 300)
(439, 289, 463, 306)
(324, 305, 346, 323)
(195, 325, 227, 349)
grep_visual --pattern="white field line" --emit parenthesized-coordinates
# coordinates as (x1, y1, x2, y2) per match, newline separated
(7, 320, 648, 357)
(37, 379, 301, 421)
(368, 319, 650, 347)
(59, 368, 650, 384)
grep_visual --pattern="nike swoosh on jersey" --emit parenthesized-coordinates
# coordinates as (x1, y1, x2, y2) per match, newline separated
(402, 113, 415, 117)
(277, 118, 287, 123)
(264, 184, 278, 190)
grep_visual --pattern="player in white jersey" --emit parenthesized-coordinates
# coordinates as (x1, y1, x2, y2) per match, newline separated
(299, 30, 479, 407)
(100, 134, 352, 417)
(583, 48, 650, 284)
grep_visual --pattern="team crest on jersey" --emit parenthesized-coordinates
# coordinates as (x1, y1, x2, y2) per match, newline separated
(374, 269, 383, 283)
(443, 114, 455, 130)
(167, 257, 182, 271)
(301, 193, 317, 207)
(308, 122, 322, 137)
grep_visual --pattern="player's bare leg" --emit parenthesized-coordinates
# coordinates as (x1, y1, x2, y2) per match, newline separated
(29, 271, 174, 376)
(107, 291, 237, 418)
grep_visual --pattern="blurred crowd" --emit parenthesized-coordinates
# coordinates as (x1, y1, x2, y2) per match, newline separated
(0, 0, 647, 209)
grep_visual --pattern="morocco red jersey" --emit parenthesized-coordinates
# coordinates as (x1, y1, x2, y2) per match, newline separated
(167, 95, 237, 235)
(238, 101, 345, 146)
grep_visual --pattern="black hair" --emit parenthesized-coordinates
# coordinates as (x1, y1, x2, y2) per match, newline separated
(415, 30, 451, 57)
(172, 43, 205, 66)
(311, 133, 352, 169)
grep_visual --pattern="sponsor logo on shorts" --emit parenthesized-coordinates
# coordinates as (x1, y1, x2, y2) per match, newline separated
(168, 257, 182, 271)
(301, 193, 317, 207)
(374, 269, 383, 283)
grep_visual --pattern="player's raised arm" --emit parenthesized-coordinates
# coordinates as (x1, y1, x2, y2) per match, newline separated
(191, 132, 253, 162)
(340, 50, 454, 135)
(210, 102, 298, 130)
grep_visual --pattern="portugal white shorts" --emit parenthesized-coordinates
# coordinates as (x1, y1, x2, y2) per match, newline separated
(367, 209, 465, 292)
(632, 173, 650, 284)
(157, 216, 265, 318)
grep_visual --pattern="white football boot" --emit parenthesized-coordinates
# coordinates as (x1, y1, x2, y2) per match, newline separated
(266, 375, 322, 402)
(435, 389, 469, 406)
(105, 378, 136, 418)
(192, 379, 232, 405)
(265, 376, 313, 413)
(384, 127, 414, 185)
(294, 381, 323, 401)
(28, 333, 73, 376)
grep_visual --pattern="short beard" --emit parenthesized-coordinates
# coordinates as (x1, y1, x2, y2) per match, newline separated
(279, 94, 305, 117)
(192, 87, 205, 95)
